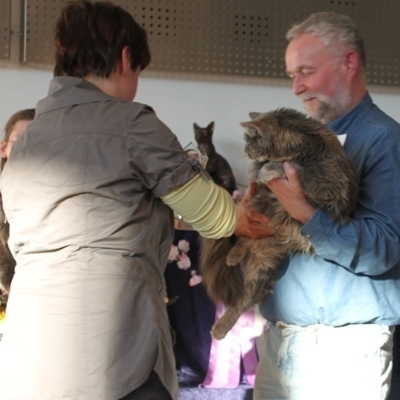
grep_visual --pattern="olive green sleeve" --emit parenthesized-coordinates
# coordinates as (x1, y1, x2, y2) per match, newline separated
(161, 174, 237, 239)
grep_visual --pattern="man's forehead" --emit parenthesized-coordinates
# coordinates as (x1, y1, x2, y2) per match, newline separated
(285, 36, 330, 67)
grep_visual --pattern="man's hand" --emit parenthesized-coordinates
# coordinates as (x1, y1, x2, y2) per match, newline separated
(235, 182, 274, 239)
(267, 162, 315, 224)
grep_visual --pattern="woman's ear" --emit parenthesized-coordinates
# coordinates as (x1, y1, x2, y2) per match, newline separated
(1, 140, 8, 159)
(120, 46, 131, 74)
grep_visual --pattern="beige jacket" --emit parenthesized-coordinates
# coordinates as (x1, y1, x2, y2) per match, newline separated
(0, 77, 210, 399)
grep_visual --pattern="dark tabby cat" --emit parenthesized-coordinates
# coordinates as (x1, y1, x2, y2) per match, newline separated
(194, 121, 237, 195)
(200, 108, 359, 340)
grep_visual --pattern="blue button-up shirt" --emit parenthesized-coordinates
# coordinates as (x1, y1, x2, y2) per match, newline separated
(260, 93, 400, 326)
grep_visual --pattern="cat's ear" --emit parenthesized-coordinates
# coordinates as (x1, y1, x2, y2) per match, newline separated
(249, 112, 262, 120)
(193, 123, 200, 131)
(240, 120, 263, 134)
(207, 121, 215, 133)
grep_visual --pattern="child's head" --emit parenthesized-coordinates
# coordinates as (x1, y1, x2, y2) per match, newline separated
(1, 108, 35, 169)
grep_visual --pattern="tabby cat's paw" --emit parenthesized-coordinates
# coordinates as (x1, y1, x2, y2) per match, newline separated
(226, 249, 243, 266)
(258, 162, 286, 183)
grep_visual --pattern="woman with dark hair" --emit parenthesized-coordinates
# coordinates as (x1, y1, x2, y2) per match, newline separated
(0, 108, 35, 339)
(0, 2, 241, 399)
(1, 108, 35, 169)
(0, 108, 35, 294)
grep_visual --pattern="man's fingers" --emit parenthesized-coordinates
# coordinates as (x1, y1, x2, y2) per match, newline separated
(247, 209, 270, 223)
(283, 162, 299, 186)
(241, 181, 257, 203)
(247, 181, 258, 196)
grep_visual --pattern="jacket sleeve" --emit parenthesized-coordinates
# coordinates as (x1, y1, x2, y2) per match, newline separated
(161, 174, 237, 239)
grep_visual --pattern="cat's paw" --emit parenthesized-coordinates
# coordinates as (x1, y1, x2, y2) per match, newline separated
(258, 162, 286, 183)
(248, 161, 264, 181)
(226, 248, 243, 266)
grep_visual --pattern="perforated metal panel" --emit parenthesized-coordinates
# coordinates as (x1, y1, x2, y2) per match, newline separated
(0, 0, 11, 62)
(20, 0, 400, 86)
(22, 0, 68, 65)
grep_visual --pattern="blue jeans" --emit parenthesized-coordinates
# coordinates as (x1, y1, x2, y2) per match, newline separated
(255, 323, 394, 400)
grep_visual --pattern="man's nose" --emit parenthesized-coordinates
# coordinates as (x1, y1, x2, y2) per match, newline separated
(292, 75, 306, 96)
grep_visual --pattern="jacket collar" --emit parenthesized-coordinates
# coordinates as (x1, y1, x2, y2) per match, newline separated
(36, 76, 117, 115)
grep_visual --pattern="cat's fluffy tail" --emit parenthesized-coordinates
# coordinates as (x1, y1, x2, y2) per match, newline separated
(200, 235, 244, 307)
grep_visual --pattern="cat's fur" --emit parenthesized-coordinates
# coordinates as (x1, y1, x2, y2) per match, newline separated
(200, 108, 359, 340)
(194, 121, 237, 195)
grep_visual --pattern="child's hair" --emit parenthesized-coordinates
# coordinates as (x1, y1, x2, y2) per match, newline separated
(3, 108, 35, 142)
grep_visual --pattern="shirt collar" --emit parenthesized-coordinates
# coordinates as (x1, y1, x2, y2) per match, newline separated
(328, 92, 374, 135)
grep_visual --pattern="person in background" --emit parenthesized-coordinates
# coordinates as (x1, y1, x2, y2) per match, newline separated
(248, 11, 400, 400)
(1, 108, 35, 169)
(0, 108, 35, 339)
(0, 2, 237, 400)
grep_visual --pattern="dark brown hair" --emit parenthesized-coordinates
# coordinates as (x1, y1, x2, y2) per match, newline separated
(54, 0, 151, 78)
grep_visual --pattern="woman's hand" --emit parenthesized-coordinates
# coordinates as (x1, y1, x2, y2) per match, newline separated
(235, 182, 274, 239)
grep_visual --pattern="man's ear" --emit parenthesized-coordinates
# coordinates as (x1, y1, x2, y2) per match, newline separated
(344, 50, 360, 79)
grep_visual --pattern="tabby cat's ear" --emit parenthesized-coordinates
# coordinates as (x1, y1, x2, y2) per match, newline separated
(240, 120, 262, 134)
(193, 123, 200, 131)
(207, 121, 215, 133)
(249, 112, 262, 120)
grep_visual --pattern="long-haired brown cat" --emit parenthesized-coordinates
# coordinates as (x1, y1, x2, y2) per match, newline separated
(200, 108, 359, 340)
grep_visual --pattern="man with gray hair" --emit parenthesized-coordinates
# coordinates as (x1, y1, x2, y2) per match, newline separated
(247, 11, 400, 400)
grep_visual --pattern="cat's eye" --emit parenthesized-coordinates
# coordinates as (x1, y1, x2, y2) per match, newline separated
(245, 128, 260, 139)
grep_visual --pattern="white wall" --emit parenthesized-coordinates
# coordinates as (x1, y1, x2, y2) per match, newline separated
(1, 66, 399, 187)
